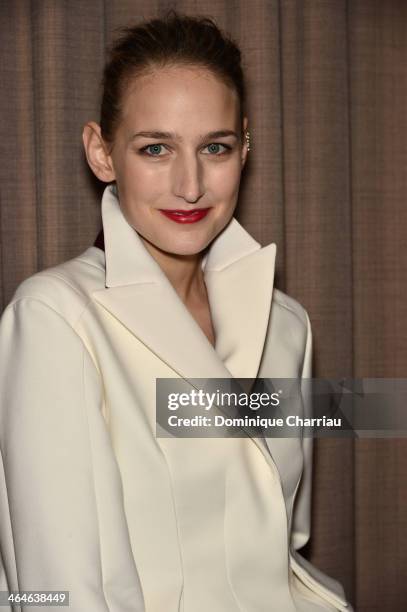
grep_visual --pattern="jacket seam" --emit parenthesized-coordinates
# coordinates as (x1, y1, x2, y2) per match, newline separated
(273, 293, 307, 331)
(8, 297, 101, 381)
(75, 255, 105, 272)
(81, 346, 110, 611)
(25, 272, 92, 303)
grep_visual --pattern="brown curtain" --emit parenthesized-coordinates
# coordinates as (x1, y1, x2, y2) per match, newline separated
(1, 1, 406, 610)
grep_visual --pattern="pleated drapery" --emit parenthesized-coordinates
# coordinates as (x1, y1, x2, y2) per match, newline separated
(1, 2, 406, 610)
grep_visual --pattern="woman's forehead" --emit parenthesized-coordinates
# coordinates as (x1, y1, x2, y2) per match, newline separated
(120, 65, 240, 131)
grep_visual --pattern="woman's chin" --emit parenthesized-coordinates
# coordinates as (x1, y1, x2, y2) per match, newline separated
(159, 240, 210, 258)
(137, 231, 210, 259)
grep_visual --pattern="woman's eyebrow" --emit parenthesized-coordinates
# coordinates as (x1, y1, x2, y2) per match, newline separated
(129, 129, 239, 141)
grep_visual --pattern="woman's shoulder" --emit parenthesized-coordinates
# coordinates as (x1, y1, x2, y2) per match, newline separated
(4, 246, 106, 327)
(271, 287, 310, 331)
(267, 289, 312, 370)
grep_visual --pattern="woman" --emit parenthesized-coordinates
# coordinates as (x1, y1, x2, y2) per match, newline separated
(0, 11, 352, 612)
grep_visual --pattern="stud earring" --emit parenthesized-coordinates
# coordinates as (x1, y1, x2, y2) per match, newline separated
(245, 130, 251, 152)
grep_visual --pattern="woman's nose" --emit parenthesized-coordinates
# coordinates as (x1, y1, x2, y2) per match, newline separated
(172, 153, 205, 203)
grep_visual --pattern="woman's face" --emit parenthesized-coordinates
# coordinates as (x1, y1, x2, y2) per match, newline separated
(107, 65, 248, 256)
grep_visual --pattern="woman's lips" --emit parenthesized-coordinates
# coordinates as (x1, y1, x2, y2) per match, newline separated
(159, 208, 211, 224)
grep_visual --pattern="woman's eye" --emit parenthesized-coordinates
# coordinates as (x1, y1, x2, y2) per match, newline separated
(139, 142, 231, 157)
(203, 143, 230, 155)
(141, 144, 167, 156)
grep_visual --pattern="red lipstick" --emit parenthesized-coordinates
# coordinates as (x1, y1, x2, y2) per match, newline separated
(159, 208, 211, 224)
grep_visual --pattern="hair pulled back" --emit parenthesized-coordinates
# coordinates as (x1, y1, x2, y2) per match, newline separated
(100, 10, 246, 144)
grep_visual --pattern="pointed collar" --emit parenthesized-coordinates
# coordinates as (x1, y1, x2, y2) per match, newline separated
(92, 185, 278, 383)
(92, 186, 279, 462)
(97, 184, 269, 287)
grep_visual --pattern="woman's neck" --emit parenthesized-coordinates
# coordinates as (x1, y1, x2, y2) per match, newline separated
(139, 235, 207, 304)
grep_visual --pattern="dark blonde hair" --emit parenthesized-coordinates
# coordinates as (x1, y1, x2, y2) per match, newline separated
(100, 10, 246, 143)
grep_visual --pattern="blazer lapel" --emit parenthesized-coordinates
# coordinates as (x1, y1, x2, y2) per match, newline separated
(204, 223, 277, 381)
(91, 186, 278, 460)
(92, 187, 234, 380)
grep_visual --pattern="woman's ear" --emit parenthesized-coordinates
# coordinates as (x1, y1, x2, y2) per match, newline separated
(241, 116, 249, 169)
(82, 122, 116, 182)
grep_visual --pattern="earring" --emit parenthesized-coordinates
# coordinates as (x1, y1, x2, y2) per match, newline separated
(245, 130, 251, 152)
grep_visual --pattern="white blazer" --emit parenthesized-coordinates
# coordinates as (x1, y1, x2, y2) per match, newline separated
(0, 186, 352, 612)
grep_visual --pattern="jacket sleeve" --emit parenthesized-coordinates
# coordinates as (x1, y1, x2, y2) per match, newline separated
(0, 297, 144, 612)
(290, 308, 313, 552)
(290, 311, 352, 610)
